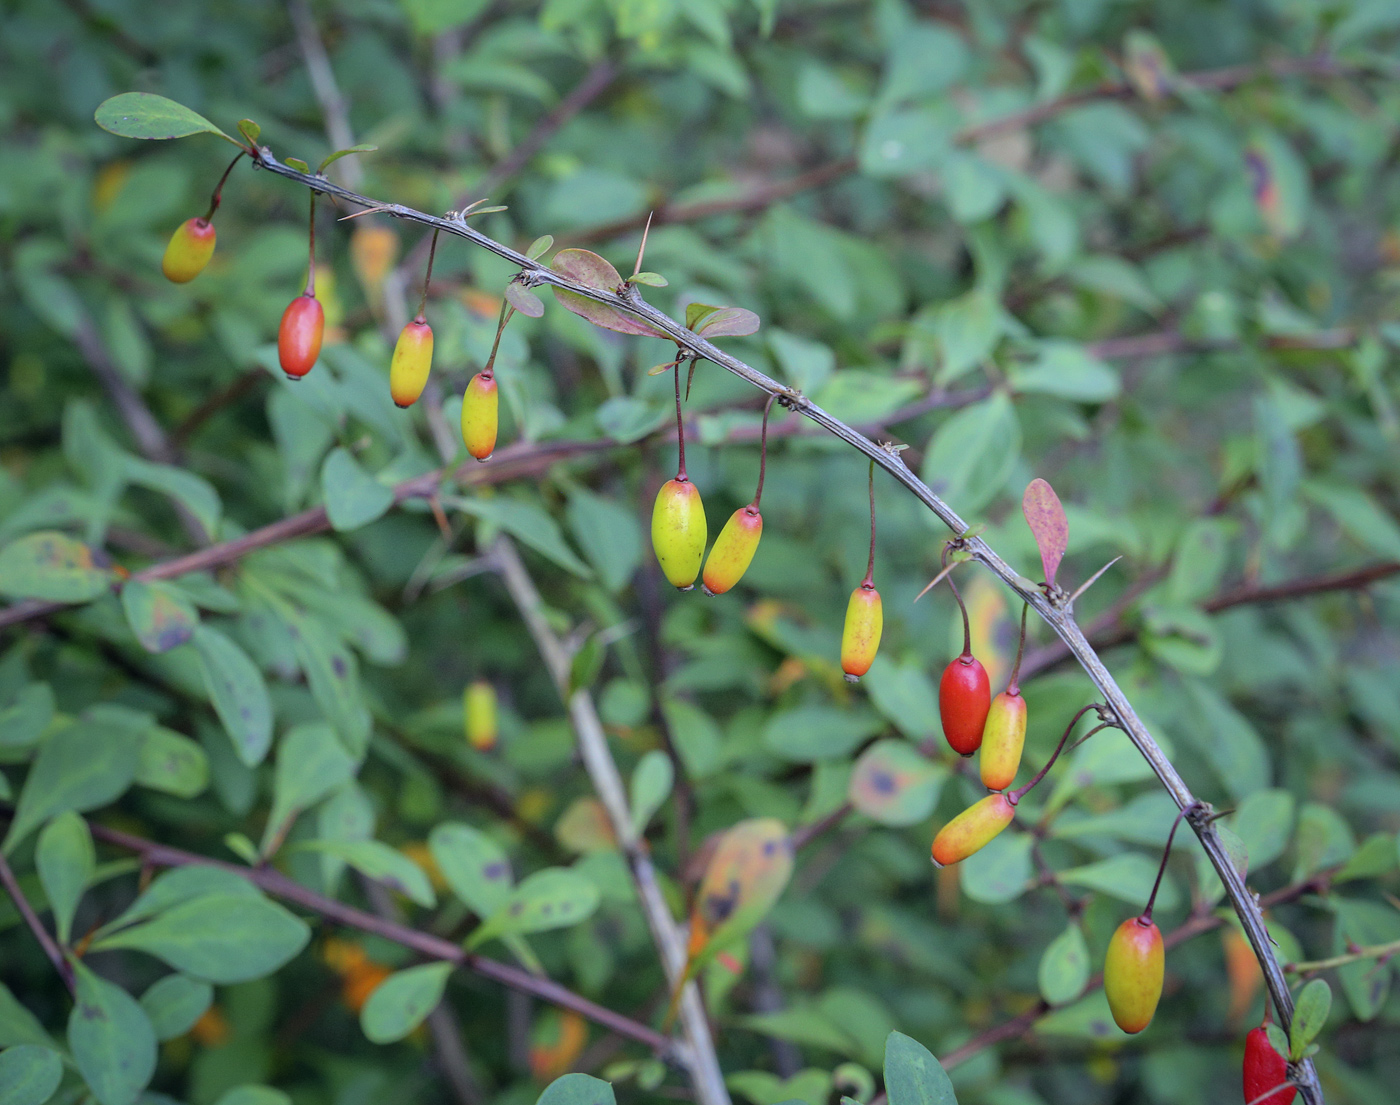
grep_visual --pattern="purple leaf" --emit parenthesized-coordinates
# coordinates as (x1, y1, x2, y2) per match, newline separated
(695, 306, 761, 338)
(1022, 478, 1068, 586)
(550, 249, 667, 338)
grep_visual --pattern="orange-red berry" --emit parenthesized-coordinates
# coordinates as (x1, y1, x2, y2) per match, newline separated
(840, 584, 882, 681)
(931, 793, 1014, 867)
(939, 655, 991, 756)
(1104, 916, 1165, 1033)
(702, 506, 762, 596)
(278, 294, 324, 379)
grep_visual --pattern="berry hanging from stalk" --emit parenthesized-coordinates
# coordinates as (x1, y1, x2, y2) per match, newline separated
(279, 190, 325, 379)
(162, 151, 243, 284)
(932, 703, 1106, 867)
(840, 460, 882, 682)
(1104, 802, 1196, 1034)
(979, 603, 1029, 791)
(651, 355, 707, 590)
(1243, 1013, 1296, 1105)
(933, 547, 991, 755)
(389, 229, 439, 408)
(462, 300, 514, 461)
(703, 394, 777, 596)
(464, 680, 497, 752)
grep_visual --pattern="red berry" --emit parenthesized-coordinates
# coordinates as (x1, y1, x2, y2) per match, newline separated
(278, 293, 324, 379)
(1243, 1025, 1295, 1105)
(939, 654, 991, 755)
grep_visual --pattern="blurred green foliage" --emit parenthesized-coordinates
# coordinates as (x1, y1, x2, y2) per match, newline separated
(2, 1, 1400, 1104)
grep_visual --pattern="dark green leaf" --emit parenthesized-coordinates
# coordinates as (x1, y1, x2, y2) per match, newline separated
(536, 1073, 617, 1105)
(468, 868, 600, 947)
(360, 962, 453, 1043)
(0, 1044, 63, 1105)
(262, 722, 358, 854)
(1289, 978, 1331, 1060)
(321, 448, 395, 532)
(94, 92, 233, 143)
(304, 840, 436, 907)
(68, 960, 157, 1105)
(135, 726, 209, 799)
(36, 810, 93, 944)
(629, 752, 674, 835)
(138, 974, 213, 1041)
(429, 822, 514, 917)
(0, 684, 55, 751)
(191, 624, 273, 767)
(883, 1031, 957, 1105)
(1038, 922, 1090, 1006)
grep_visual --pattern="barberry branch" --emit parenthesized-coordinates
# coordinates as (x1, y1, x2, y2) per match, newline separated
(232, 149, 1323, 1102)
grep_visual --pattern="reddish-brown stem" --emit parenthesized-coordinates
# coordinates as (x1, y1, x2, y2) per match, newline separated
(1006, 602, 1029, 695)
(481, 300, 514, 380)
(1009, 703, 1103, 805)
(0, 848, 75, 995)
(417, 228, 441, 319)
(944, 543, 973, 657)
(304, 189, 318, 296)
(673, 355, 688, 480)
(203, 150, 245, 222)
(750, 393, 778, 509)
(862, 459, 876, 588)
(1144, 802, 1200, 922)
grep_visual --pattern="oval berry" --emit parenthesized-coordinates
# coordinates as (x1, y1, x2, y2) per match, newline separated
(464, 680, 497, 752)
(931, 793, 1014, 867)
(278, 294, 324, 379)
(389, 317, 434, 408)
(461, 372, 498, 460)
(840, 585, 882, 682)
(162, 217, 216, 283)
(702, 506, 762, 596)
(651, 477, 707, 590)
(1104, 916, 1164, 1034)
(980, 690, 1028, 791)
(1243, 1025, 1296, 1105)
(939, 655, 991, 755)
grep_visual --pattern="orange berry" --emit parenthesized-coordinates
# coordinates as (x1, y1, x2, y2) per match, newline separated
(702, 506, 762, 595)
(931, 793, 1014, 867)
(278, 293, 324, 379)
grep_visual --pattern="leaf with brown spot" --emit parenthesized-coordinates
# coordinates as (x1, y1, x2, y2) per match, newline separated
(121, 580, 199, 654)
(0, 531, 114, 603)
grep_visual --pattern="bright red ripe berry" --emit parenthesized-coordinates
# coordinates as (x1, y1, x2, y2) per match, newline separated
(278, 294, 324, 379)
(1244, 1025, 1295, 1105)
(939, 654, 991, 755)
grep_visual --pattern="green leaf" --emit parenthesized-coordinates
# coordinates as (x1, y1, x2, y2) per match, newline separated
(121, 580, 199, 653)
(91, 893, 310, 984)
(282, 607, 372, 757)
(192, 624, 273, 767)
(883, 1031, 957, 1105)
(285, 157, 309, 173)
(138, 974, 213, 1041)
(454, 497, 593, 578)
(762, 706, 885, 762)
(1059, 853, 1180, 912)
(1303, 481, 1400, 561)
(527, 235, 554, 261)
(920, 393, 1021, 516)
(928, 290, 1003, 385)
(4, 720, 142, 854)
(468, 868, 600, 948)
(360, 961, 453, 1043)
(1289, 978, 1331, 1060)
(304, 840, 436, 907)
(262, 722, 358, 854)
(960, 831, 1033, 904)
(237, 119, 260, 145)
(0, 1044, 63, 1105)
(135, 725, 209, 799)
(212, 1088, 292, 1105)
(566, 489, 642, 593)
(505, 281, 546, 318)
(1011, 342, 1121, 402)
(1230, 789, 1295, 871)
(429, 822, 514, 917)
(0, 984, 55, 1050)
(629, 271, 668, 287)
(319, 144, 377, 173)
(595, 397, 670, 444)
(1038, 922, 1090, 1006)
(1292, 801, 1356, 882)
(862, 658, 939, 741)
(536, 1073, 617, 1105)
(321, 448, 395, 532)
(94, 92, 234, 143)
(98, 866, 261, 937)
(0, 684, 55, 752)
(67, 959, 157, 1105)
(1180, 680, 1270, 800)
(629, 751, 674, 835)
(847, 741, 945, 827)
(124, 457, 222, 538)
(0, 531, 114, 603)
(36, 810, 94, 944)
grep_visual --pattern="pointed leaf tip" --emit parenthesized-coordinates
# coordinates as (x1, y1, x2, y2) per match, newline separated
(1022, 478, 1068, 586)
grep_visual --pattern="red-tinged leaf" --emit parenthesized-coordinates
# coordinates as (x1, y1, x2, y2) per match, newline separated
(551, 249, 666, 337)
(121, 579, 199, 654)
(1022, 478, 1068, 586)
(504, 281, 545, 318)
(0, 531, 115, 603)
(686, 302, 721, 330)
(695, 306, 761, 339)
(693, 818, 793, 940)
